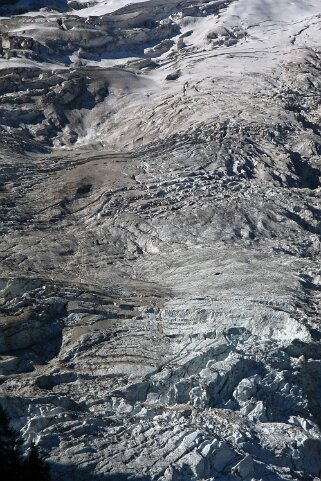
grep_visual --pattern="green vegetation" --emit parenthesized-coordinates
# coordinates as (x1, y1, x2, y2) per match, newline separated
(0, 407, 51, 481)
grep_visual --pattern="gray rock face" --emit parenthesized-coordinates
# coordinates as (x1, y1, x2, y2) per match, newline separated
(0, 0, 321, 480)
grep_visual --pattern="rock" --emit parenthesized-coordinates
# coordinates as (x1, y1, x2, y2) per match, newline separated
(165, 71, 181, 81)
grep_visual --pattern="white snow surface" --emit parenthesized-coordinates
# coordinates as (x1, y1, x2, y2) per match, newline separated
(0, 0, 151, 17)
(69, 0, 151, 16)
(221, 0, 320, 25)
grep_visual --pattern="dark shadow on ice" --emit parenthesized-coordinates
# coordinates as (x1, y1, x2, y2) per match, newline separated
(84, 40, 164, 62)
(0, 0, 69, 15)
(52, 462, 152, 481)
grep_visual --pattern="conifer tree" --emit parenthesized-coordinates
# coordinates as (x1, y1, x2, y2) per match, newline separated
(0, 406, 51, 481)
(0, 406, 21, 481)
(24, 443, 51, 481)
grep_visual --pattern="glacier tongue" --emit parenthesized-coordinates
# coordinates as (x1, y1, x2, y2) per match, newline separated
(1, 0, 321, 480)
